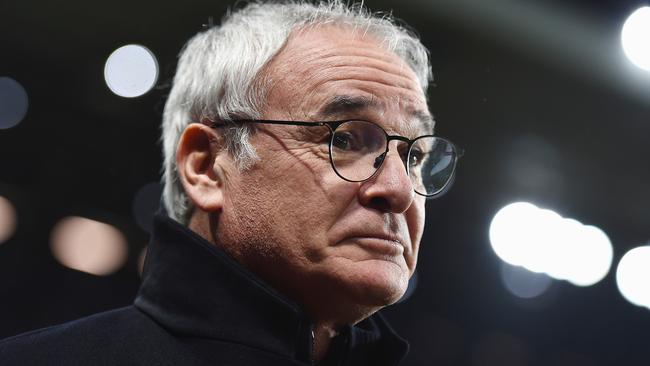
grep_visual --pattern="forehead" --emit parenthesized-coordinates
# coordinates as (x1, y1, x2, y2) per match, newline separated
(261, 25, 433, 135)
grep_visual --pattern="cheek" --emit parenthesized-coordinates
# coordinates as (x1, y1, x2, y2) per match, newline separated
(234, 136, 361, 250)
(322, 175, 359, 206)
(275, 166, 360, 260)
(271, 148, 357, 223)
(244, 154, 353, 236)
(406, 199, 426, 270)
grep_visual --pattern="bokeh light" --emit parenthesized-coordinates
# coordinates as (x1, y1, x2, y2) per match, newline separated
(0, 195, 18, 244)
(0, 77, 29, 129)
(621, 7, 650, 71)
(50, 216, 128, 276)
(132, 182, 162, 233)
(489, 202, 613, 287)
(500, 262, 553, 299)
(616, 246, 650, 310)
(104, 44, 159, 98)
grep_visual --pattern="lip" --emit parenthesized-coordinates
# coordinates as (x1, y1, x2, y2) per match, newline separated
(344, 235, 405, 257)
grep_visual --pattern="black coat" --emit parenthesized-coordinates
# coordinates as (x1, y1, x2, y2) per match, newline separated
(0, 215, 409, 365)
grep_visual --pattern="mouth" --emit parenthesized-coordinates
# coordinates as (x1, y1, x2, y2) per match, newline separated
(345, 235, 405, 257)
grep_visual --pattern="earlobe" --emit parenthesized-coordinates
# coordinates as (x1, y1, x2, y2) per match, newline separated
(176, 123, 225, 213)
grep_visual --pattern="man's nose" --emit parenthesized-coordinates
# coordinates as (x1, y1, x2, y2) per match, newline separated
(358, 146, 414, 213)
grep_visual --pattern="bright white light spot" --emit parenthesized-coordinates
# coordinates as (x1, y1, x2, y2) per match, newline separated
(488, 202, 539, 267)
(622, 7, 650, 71)
(104, 44, 159, 98)
(500, 262, 552, 299)
(0, 196, 18, 244)
(570, 225, 613, 286)
(50, 216, 128, 276)
(616, 246, 650, 309)
(489, 202, 613, 287)
(0, 77, 29, 129)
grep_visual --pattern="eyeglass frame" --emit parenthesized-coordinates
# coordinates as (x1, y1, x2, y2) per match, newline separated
(208, 118, 464, 198)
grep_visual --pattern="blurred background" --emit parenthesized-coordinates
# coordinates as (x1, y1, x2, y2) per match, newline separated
(1, 0, 650, 365)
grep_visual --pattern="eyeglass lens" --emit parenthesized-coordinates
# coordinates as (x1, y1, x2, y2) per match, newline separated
(329, 120, 457, 197)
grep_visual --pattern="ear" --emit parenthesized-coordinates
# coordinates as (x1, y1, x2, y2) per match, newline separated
(176, 123, 226, 213)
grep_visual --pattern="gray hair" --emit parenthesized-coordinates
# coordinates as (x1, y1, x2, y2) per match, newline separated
(161, 0, 433, 224)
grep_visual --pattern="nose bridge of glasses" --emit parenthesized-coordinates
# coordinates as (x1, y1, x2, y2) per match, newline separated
(386, 135, 412, 165)
(372, 137, 412, 179)
(366, 144, 415, 202)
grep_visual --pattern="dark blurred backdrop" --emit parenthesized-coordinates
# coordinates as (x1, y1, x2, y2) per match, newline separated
(1, 1, 650, 365)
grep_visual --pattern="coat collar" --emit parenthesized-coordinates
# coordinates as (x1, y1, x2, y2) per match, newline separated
(134, 215, 408, 364)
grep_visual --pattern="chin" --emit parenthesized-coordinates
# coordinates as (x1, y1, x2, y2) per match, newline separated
(343, 260, 409, 307)
(296, 260, 409, 324)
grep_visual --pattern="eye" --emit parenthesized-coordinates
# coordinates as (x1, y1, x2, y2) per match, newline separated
(332, 133, 349, 149)
(332, 131, 362, 151)
(409, 148, 425, 167)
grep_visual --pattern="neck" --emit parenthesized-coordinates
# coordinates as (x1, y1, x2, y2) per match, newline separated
(312, 323, 338, 364)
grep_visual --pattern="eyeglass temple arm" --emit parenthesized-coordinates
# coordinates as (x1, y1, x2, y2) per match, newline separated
(207, 118, 466, 158)
(207, 119, 327, 128)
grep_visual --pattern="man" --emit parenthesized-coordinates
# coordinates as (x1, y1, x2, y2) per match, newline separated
(0, 1, 461, 365)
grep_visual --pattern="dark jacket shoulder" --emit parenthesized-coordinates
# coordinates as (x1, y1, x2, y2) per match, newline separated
(0, 216, 408, 365)
(0, 306, 306, 366)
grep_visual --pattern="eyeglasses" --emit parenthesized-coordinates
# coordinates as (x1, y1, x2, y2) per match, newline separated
(210, 119, 463, 198)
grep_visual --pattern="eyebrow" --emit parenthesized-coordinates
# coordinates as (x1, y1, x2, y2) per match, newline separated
(319, 95, 380, 117)
(317, 95, 435, 135)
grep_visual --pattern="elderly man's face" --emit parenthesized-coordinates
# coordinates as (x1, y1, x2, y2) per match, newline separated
(215, 26, 430, 320)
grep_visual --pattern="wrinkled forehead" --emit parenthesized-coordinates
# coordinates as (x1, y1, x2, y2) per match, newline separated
(261, 25, 433, 136)
(315, 94, 434, 137)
